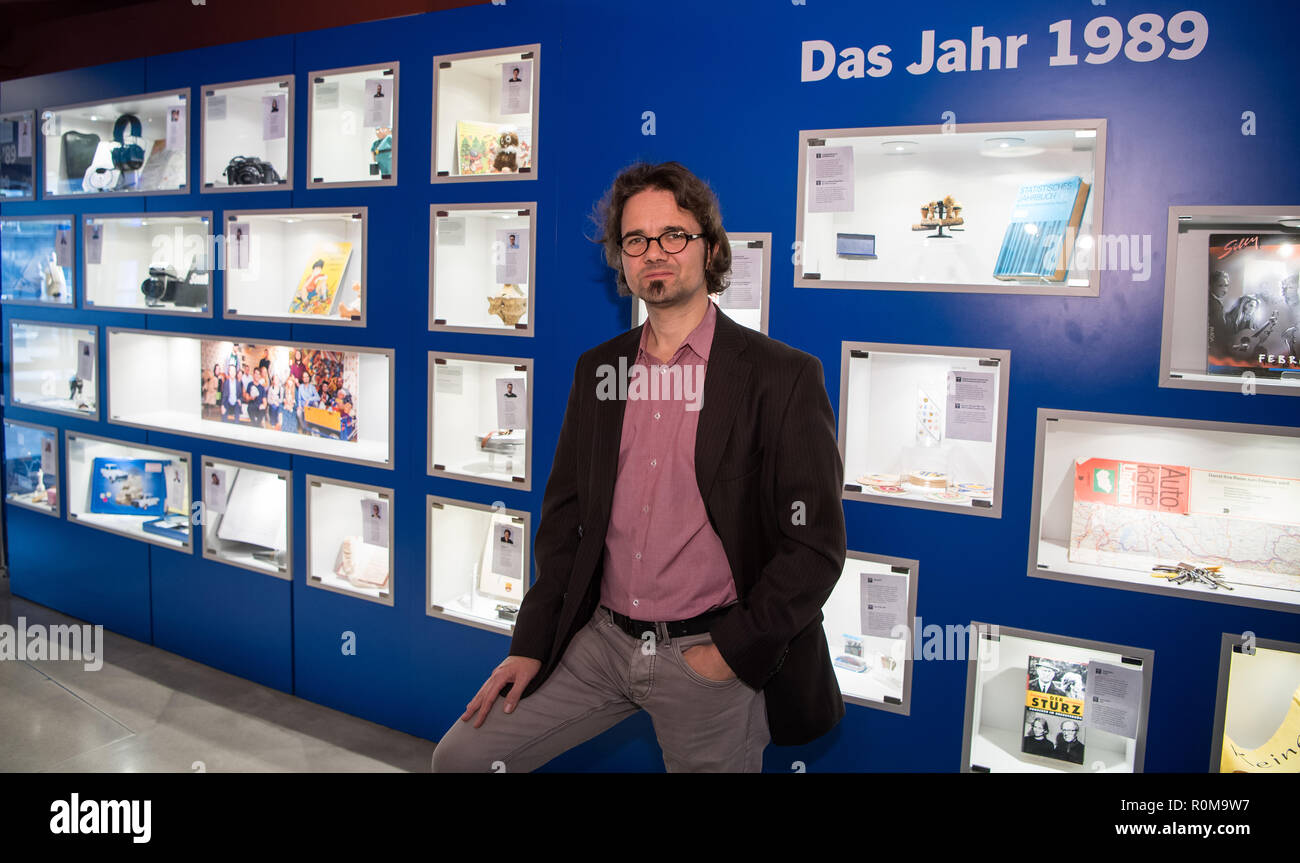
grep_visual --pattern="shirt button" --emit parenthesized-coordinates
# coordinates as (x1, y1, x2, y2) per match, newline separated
(634, 552, 641, 560)
(642, 505, 649, 513)
(650, 458, 657, 467)
(654, 411, 661, 420)
(632, 599, 640, 607)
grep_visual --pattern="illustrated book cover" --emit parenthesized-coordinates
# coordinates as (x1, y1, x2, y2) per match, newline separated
(992, 176, 1090, 282)
(1022, 655, 1087, 764)
(287, 242, 353, 316)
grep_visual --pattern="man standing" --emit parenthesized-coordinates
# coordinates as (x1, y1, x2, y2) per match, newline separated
(433, 162, 846, 773)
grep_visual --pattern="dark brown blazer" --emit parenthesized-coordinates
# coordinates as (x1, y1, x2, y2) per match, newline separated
(509, 307, 847, 746)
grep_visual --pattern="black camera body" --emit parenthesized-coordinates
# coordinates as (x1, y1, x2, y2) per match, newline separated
(224, 156, 281, 186)
(141, 261, 209, 308)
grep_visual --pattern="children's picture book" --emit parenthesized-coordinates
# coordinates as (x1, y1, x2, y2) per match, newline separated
(89, 457, 168, 516)
(287, 242, 353, 316)
(455, 120, 531, 176)
(993, 176, 1090, 282)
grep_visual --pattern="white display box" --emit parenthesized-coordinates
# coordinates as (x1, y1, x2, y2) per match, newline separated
(201, 75, 293, 192)
(222, 207, 366, 326)
(200, 456, 291, 580)
(307, 62, 398, 188)
(795, 119, 1105, 295)
(821, 551, 916, 715)
(428, 352, 533, 490)
(1160, 206, 1300, 397)
(106, 328, 394, 468)
(632, 233, 771, 334)
(429, 203, 535, 335)
(839, 342, 1009, 517)
(960, 623, 1152, 773)
(432, 45, 539, 183)
(0, 110, 37, 201)
(1, 215, 76, 306)
(4, 418, 60, 517)
(64, 430, 193, 550)
(82, 212, 213, 315)
(1029, 408, 1300, 614)
(427, 496, 530, 634)
(6, 320, 98, 419)
(41, 88, 189, 198)
(306, 475, 394, 606)
(1209, 634, 1300, 773)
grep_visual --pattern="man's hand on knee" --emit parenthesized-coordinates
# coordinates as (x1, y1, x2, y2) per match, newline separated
(462, 655, 543, 728)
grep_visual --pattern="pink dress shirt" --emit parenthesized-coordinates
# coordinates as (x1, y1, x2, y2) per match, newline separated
(600, 301, 738, 621)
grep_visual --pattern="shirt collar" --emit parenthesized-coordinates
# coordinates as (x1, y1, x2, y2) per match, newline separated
(638, 299, 717, 365)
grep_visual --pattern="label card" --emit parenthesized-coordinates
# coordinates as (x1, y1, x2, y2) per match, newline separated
(228, 222, 250, 269)
(262, 95, 286, 140)
(206, 94, 228, 122)
(808, 146, 854, 213)
(718, 244, 761, 310)
(40, 437, 55, 474)
(859, 571, 907, 638)
(1084, 661, 1142, 739)
(17, 117, 33, 158)
(314, 81, 340, 111)
(437, 216, 466, 247)
(496, 377, 527, 430)
(85, 223, 103, 265)
(55, 228, 73, 268)
(500, 61, 532, 115)
(164, 463, 186, 512)
(495, 228, 529, 284)
(945, 369, 995, 443)
(363, 79, 391, 128)
(165, 106, 185, 152)
(362, 498, 389, 547)
(490, 522, 523, 580)
(206, 467, 228, 514)
(76, 340, 94, 380)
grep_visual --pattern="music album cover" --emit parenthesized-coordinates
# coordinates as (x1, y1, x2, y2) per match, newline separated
(89, 457, 168, 516)
(993, 177, 1090, 282)
(1022, 655, 1087, 764)
(1206, 234, 1300, 377)
(287, 242, 353, 316)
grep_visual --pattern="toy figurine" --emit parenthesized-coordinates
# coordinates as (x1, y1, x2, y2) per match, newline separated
(370, 126, 392, 176)
(493, 130, 520, 173)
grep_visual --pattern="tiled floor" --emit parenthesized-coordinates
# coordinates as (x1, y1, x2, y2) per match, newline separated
(0, 574, 433, 773)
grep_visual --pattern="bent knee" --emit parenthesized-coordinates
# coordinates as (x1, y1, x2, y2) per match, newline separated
(431, 725, 503, 773)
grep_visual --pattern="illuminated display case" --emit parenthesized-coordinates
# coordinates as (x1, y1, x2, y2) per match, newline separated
(1028, 408, 1300, 614)
(6, 320, 98, 419)
(307, 62, 398, 188)
(427, 496, 530, 634)
(0, 110, 37, 201)
(632, 232, 771, 334)
(4, 418, 59, 517)
(838, 342, 1009, 517)
(432, 45, 539, 183)
(201, 75, 293, 192)
(222, 207, 366, 326)
(200, 456, 291, 579)
(1, 215, 75, 306)
(821, 551, 916, 714)
(961, 622, 1152, 773)
(64, 430, 193, 550)
(1159, 205, 1300, 397)
(82, 212, 212, 315)
(1210, 634, 1300, 773)
(795, 119, 1105, 295)
(429, 203, 535, 335)
(41, 88, 189, 197)
(428, 352, 533, 490)
(306, 475, 394, 606)
(106, 328, 394, 468)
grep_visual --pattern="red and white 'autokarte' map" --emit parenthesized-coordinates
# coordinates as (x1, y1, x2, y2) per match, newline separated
(1068, 458, 1300, 593)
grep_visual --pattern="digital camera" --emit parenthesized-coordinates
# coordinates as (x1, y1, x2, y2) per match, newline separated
(224, 156, 281, 186)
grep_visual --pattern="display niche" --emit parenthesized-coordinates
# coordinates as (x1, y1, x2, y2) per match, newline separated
(632, 232, 771, 334)
(1, 110, 37, 201)
(1160, 205, 1300, 397)
(307, 476, 393, 606)
(201, 457, 290, 579)
(821, 551, 916, 715)
(1211, 634, 1300, 773)
(83, 212, 212, 315)
(795, 119, 1105, 295)
(961, 623, 1152, 773)
(41, 89, 189, 197)
(1029, 408, 1300, 614)
(432, 45, 539, 182)
(839, 342, 1009, 517)
(427, 496, 530, 634)
(65, 430, 193, 550)
(428, 352, 532, 490)
(1, 216, 75, 306)
(307, 62, 398, 188)
(106, 328, 393, 468)
(6, 320, 98, 419)
(430, 203, 535, 335)
(223, 208, 366, 325)
(4, 419, 59, 516)
(201, 75, 293, 192)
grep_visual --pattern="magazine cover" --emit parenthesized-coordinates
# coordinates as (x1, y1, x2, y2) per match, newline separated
(1206, 234, 1300, 377)
(200, 341, 359, 442)
(1022, 655, 1087, 764)
(89, 457, 168, 516)
(287, 242, 353, 316)
(993, 177, 1090, 282)
(455, 120, 532, 175)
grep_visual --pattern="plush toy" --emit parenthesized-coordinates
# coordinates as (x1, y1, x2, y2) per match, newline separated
(493, 130, 519, 173)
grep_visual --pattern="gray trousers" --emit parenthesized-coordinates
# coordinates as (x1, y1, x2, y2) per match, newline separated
(431, 607, 769, 773)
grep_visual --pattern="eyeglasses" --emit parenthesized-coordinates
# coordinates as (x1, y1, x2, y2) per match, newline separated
(620, 230, 704, 257)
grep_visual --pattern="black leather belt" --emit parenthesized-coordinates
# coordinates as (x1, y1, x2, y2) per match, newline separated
(605, 605, 731, 641)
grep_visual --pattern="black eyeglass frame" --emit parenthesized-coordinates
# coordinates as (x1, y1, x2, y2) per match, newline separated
(619, 230, 705, 257)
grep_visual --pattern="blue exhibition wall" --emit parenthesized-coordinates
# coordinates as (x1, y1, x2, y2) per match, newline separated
(2, 0, 1298, 772)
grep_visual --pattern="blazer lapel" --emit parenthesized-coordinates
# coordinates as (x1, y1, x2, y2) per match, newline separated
(694, 308, 751, 502)
(589, 326, 642, 526)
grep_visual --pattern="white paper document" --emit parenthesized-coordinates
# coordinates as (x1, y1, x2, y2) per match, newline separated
(40, 437, 55, 474)
(495, 228, 529, 284)
(945, 369, 994, 443)
(437, 216, 466, 246)
(363, 79, 391, 128)
(217, 469, 286, 551)
(362, 498, 389, 548)
(435, 363, 463, 395)
(496, 377, 526, 430)
(85, 224, 103, 265)
(500, 61, 532, 115)
(205, 467, 229, 515)
(76, 340, 94, 380)
(165, 107, 185, 151)
(807, 146, 854, 213)
(859, 571, 907, 638)
(1084, 661, 1143, 739)
(206, 93, 227, 122)
(55, 228, 73, 267)
(718, 244, 761, 310)
(262, 95, 286, 140)
(314, 81, 340, 111)
(228, 222, 250, 269)
(17, 117, 33, 158)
